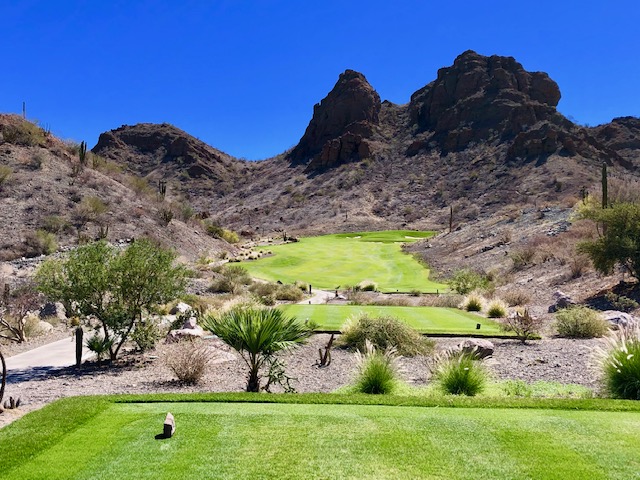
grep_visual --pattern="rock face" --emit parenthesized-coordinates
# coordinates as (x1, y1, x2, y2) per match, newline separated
(591, 117, 640, 166)
(92, 123, 244, 196)
(288, 70, 381, 170)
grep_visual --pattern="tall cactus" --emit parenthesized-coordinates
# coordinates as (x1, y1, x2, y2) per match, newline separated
(79, 141, 87, 167)
(601, 162, 608, 209)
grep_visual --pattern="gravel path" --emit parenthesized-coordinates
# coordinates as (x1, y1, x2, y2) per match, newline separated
(0, 334, 606, 429)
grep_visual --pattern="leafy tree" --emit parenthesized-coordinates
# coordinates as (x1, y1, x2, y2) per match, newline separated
(202, 307, 314, 392)
(36, 239, 187, 361)
(578, 202, 640, 281)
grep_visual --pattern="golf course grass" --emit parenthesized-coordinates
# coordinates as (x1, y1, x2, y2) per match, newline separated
(240, 230, 447, 293)
(280, 304, 505, 336)
(3, 395, 640, 480)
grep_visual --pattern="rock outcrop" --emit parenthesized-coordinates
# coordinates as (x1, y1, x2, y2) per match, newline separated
(288, 70, 381, 170)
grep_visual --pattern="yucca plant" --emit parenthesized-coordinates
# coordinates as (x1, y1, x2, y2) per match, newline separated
(202, 307, 314, 392)
(596, 324, 640, 400)
(353, 340, 399, 394)
(85, 333, 113, 366)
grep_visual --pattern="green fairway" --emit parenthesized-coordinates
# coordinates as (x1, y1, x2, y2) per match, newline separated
(240, 230, 447, 293)
(3, 396, 640, 480)
(280, 304, 504, 335)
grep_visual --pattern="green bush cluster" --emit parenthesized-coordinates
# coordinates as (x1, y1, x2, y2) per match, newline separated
(209, 265, 252, 294)
(432, 350, 488, 396)
(449, 269, 489, 295)
(131, 320, 162, 352)
(0, 120, 47, 146)
(24, 229, 57, 257)
(555, 306, 609, 338)
(339, 313, 434, 356)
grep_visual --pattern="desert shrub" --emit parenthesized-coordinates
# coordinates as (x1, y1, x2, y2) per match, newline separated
(419, 294, 464, 308)
(605, 292, 639, 313)
(275, 284, 304, 302)
(0, 165, 12, 187)
(569, 254, 591, 279)
(353, 341, 399, 394)
(41, 215, 71, 234)
(24, 229, 57, 257)
(128, 176, 153, 195)
(131, 319, 162, 352)
(510, 246, 536, 271)
(1, 121, 46, 146)
(22, 313, 43, 338)
(409, 289, 421, 297)
(221, 229, 239, 244)
(339, 313, 434, 356)
(501, 288, 531, 307)
(461, 293, 484, 312)
(486, 299, 508, 318)
(597, 325, 640, 399)
(164, 340, 212, 385)
(431, 350, 488, 396)
(448, 269, 488, 295)
(358, 280, 378, 292)
(209, 265, 252, 294)
(499, 309, 543, 343)
(294, 280, 310, 292)
(555, 306, 609, 338)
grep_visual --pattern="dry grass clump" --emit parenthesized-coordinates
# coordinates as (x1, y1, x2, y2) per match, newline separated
(419, 294, 463, 308)
(460, 293, 484, 312)
(486, 299, 508, 318)
(501, 288, 531, 307)
(339, 313, 434, 357)
(164, 340, 213, 384)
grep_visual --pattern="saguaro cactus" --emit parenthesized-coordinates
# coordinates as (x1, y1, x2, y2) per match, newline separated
(602, 162, 608, 209)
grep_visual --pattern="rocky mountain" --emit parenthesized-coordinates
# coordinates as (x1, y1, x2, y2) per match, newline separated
(93, 123, 250, 198)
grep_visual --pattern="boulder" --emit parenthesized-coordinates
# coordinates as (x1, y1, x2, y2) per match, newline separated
(548, 291, 576, 313)
(169, 302, 192, 315)
(601, 310, 638, 330)
(457, 338, 494, 359)
(182, 316, 198, 330)
(37, 320, 54, 334)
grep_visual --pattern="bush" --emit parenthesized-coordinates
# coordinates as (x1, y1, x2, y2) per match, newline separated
(501, 289, 531, 307)
(461, 293, 484, 312)
(209, 265, 252, 294)
(339, 313, 434, 357)
(357, 280, 378, 292)
(0, 165, 12, 188)
(597, 325, 640, 399)
(275, 284, 304, 302)
(449, 269, 488, 295)
(164, 340, 212, 385)
(499, 309, 543, 343)
(1, 120, 47, 146)
(432, 350, 488, 396)
(555, 306, 609, 338)
(85, 333, 113, 365)
(605, 292, 639, 313)
(353, 341, 399, 394)
(131, 319, 162, 352)
(24, 229, 57, 257)
(486, 299, 508, 318)
(510, 246, 536, 271)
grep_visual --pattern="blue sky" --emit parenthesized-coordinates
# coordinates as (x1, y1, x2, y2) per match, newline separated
(2, 1, 638, 160)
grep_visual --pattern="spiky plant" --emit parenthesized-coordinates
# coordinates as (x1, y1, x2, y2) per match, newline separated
(202, 307, 314, 392)
(596, 324, 640, 400)
(353, 340, 399, 394)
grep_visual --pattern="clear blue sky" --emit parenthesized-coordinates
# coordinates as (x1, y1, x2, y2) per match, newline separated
(2, 1, 638, 160)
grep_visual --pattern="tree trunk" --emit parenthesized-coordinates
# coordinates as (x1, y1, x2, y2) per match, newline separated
(246, 367, 260, 392)
(0, 349, 6, 406)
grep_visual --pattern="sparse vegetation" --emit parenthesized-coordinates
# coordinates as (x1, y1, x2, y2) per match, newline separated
(555, 306, 609, 338)
(164, 340, 212, 385)
(0, 165, 13, 188)
(499, 308, 543, 343)
(24, 229, 57, 256)
(449, 269, 489, 295)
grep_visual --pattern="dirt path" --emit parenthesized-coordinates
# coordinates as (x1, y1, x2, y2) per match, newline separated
(298, 288, 335, 305)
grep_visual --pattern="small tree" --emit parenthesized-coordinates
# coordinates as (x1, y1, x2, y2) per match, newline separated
(202, 307, 313, 392)
(499, 309, 543, 344)
(578, 202, 640, 281)
(36, 239, 187, 361)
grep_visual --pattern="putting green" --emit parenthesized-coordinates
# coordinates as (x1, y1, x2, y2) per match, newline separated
(5, 401, 640, 480)
(280, 304, 503, 335)
(240, 230, 446, 293)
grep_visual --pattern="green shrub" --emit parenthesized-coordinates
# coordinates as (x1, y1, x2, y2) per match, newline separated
(41, 215, 71, 234)
(85, 333, 113, 365)
(605, 292, 639, 313)
(0, 165, 12, 187)
(24, 229, 57, 257)
(449, 269, 488, 295)
(353, 341, 399, 394)
(432, 350, 488, 396)
(501, 379, 533, 397)
(221, 229, 239, 244)
(1, 120, 47, 146)
(486, 299, 507, 318)
(339, 313, 434, 356)
(510, 246, 536, 271)
(597, 325, 640, 399)
(555, 306, 609, 338)
(275, 284, 304, 302)
(128, 176, 152, 195)
(461, 293, 484, 312)
(131, 320, 162, 352)
(358, 280, 378, 292)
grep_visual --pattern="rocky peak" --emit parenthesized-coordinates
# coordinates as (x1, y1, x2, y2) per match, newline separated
(408, 50, 563, 153)
(288, 69, 381, 170)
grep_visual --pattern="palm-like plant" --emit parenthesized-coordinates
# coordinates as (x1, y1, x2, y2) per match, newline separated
(202, 307, 314, 392)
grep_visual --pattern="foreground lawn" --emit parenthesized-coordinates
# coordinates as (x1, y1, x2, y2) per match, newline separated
(241, 230, 447, 293)
(2, 395, 640, 480)
(281, 304, 505, 335)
